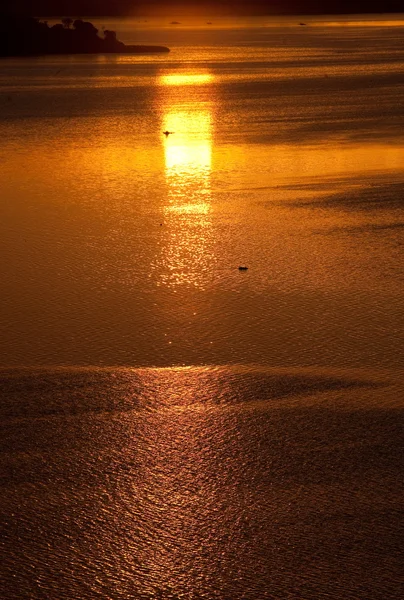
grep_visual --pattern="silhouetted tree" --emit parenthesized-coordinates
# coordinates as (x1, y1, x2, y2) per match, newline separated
(0, 16, 169, 56)
(73, 19, 98, 36)
(62, 17, 73, 29)
(104, 29, 117, 42)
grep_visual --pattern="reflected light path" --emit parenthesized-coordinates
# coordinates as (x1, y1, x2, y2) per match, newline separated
(160, 73, 214, 87)
(163, 109, 212, 215)
(152, 71, 216, 290)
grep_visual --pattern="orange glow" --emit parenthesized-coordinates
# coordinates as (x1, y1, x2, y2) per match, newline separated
(312, 19, 404, 27)
(160, 73, 214, 87)
(163, 110, 211, 172)
(160, 107, 213, 287)
(150, 72, 215, 289)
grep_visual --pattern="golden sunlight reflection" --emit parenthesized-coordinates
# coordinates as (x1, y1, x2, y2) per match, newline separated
(163, 109, 212, 201)
(160, 73, 214, 87)
(122, 367, 238, 593)
(151, 74, 216, 290)
(161, 108, 213, 288)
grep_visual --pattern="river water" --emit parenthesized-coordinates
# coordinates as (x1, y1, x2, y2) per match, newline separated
(0, 15, 403, 599)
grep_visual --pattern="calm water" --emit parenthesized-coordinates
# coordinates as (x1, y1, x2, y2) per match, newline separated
(0, 16, 403, 599)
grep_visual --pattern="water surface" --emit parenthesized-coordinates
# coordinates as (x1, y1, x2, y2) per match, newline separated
(1, 16, 404, 368)
(0, 16, 403, 599)
(1, 366, 403, 598)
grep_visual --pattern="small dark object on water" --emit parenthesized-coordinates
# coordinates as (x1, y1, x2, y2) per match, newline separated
(299, 22, 307, 26)
(238, 266, 248, 271)
(163, 131, 174, 136)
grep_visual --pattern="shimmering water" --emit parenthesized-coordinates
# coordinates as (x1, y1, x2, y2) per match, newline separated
(0, 16, 403, 599)
(1, 366, 403, 598)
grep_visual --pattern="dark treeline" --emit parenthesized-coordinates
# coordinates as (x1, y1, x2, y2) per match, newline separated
(0, 16, 169, 56)
(2, 0, 404, 16)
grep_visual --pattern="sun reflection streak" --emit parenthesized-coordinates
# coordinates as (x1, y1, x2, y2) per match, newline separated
(163, 109, 212, 213)
(152, 72, 216, 290)
(160, 73, 214, 87)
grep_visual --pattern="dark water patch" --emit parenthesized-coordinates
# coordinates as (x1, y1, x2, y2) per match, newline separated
(0, 367, 402, 599)
(283, 178, 404, 212)
(0, 366, 380, 421)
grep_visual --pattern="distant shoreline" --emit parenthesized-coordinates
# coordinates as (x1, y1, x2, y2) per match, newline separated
(0, 17, 170, 57)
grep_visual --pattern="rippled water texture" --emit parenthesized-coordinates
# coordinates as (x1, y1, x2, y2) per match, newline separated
(1, 16, 404, 369)
(1, 366, 403, 599)
(0, 15, 404, 599)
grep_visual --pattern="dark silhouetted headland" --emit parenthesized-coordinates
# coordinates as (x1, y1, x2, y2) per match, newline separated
(0, 16, 170, 56)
